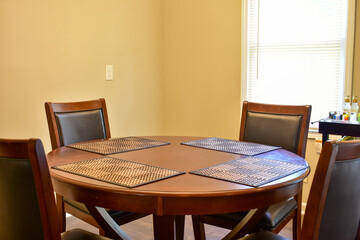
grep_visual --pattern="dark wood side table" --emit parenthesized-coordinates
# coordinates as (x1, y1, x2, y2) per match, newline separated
(318, 119, 360, 144)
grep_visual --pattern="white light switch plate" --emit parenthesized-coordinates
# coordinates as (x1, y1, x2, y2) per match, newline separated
(106, 65, 113, 81)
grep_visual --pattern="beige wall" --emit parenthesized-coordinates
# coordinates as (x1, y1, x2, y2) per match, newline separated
(0, 0, 163, 152)
(162, 0, 242, 140)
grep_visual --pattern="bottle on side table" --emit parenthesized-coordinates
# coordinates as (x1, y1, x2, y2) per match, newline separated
(351, 96, 359, 122)
(343, 95, 351, 120)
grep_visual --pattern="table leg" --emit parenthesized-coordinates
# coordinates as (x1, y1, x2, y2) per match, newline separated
(192, 215, 206, 240)
(175, 215, 185, 239)
(153, 215, 176, 240)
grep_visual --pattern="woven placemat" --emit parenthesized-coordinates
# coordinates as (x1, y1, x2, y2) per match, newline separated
(67, 137, 170, 155)
(52, 156, 185, 188)
(190, 156, 308, 187)
(182, 137, 281, 156)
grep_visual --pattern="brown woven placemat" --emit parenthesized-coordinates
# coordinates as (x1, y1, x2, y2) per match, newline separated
(67, 137, 170, 155)
(182, 137, 281, 156)
(190, 156, 308, 187)
(52, 156, 185, 188)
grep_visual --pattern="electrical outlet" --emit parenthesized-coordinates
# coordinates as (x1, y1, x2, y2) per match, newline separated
(106, 65, 113, 81)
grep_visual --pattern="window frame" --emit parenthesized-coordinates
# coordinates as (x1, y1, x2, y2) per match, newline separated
(240, 0, 356, 131)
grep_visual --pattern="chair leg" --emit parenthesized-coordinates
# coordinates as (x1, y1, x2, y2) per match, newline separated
(192, 215, 206, 240)
(56, 193, 66, 232)
(175, 215, 185, 240)
(293, 189, 303, 240)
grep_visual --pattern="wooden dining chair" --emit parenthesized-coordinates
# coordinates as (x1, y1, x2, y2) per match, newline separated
(45, 98, 148, 234)
(0, 138, 112, 240)
(192, 101, 312, 240)
(239, 140, 360, 240)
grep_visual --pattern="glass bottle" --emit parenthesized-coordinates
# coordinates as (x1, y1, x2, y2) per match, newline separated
(343, 95, 351, 120)
(351, 96, 359, 122)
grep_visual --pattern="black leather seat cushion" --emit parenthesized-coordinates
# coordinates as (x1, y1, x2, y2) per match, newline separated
(244, 111, 302, 153)
(61, 228, 112, 240)
(55, 109, 107, 146)
(205, 198, 296, 230)
(257, 198, 297, 230)
(240, 230, 288, 240)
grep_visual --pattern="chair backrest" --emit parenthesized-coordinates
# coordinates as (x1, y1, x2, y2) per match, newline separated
(301, 140, 360, 240)
(318, 140, 360, 240)
(0, 138, 61, 240)
(45, 98, 111, 150)
(240, 101, 311, 157)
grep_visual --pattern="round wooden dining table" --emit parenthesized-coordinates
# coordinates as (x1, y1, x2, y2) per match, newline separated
(47, 136, 309, 240)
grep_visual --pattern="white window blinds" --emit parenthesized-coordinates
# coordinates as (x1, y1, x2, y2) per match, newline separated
(243, 0, 355, 126)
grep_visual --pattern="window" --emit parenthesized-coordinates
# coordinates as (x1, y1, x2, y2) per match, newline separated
(241, 0, 355, 128)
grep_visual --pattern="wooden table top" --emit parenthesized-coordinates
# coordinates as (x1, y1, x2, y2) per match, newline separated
(48, 136, 309, 216)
